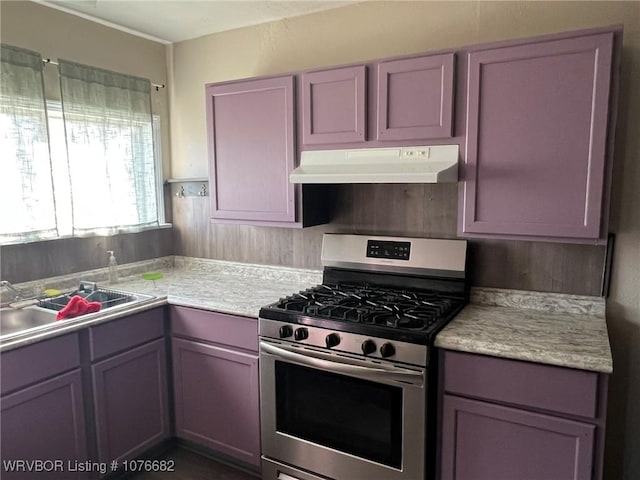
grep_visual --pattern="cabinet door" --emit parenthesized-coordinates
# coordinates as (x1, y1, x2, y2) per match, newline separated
(1, 370, 87, 480)
(301, 65, 366, 145)
(206, 75, 296, 223)
(92, 340, 169, 464)
(172, 338, 260, 466)
(377, 53, 454, 140)
(462, 33, 614, 240)
(441, 395, 595, 480)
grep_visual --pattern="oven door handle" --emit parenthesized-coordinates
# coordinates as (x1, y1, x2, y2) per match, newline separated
(260, 341, 424, 386)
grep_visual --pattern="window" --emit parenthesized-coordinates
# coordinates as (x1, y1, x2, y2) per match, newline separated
(0, 47, 164, 244)
(0, 103, 59, 242)
(1, 45, 58, 243)
(46, 102, 165, 238)
(58, 58, 161, 236)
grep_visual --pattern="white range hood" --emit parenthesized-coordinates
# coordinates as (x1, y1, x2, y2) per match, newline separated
(289, 145, 459, 184)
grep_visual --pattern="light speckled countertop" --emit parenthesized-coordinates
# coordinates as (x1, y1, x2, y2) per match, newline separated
(435, 288, 612, 373)
(111, 256, 323, 317)
(3, 258, 612, 374)
(0, 256, 322, 351)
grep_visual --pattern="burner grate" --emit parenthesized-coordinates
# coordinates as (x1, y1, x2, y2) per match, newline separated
(273, 283, 460, 332)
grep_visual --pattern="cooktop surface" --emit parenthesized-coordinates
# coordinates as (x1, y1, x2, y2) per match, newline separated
(260, 283, 466, 345)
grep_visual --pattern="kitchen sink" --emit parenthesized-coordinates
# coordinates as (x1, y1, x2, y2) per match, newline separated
(0, 306, 57, 337)
(39, 288, 140, 312)
(0, 283, 155, 342)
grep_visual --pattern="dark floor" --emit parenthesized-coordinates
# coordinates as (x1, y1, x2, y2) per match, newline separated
(127, 447, 260, 480)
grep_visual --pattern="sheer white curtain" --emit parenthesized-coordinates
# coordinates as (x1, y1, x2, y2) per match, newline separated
(58, 60, 158, 234)
(0, 44, 58, 243)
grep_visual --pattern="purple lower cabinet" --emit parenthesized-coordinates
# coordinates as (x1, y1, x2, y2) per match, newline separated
(440, 350, 608, 480)
(441, 395, 595, 480)
(443, 350, 599, 418)
(89, 309, 165, 361)
(172, 338, 260, 466)
(1, 333, 80, 396)
(170, 306, 258, 352)
(91, 339, 169, 465)
(0, 369, 88, 479)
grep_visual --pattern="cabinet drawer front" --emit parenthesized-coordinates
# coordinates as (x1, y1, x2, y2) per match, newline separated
(89, 308, 165, 361)
(170, 306, 258, 352)
(443, 350, 599, 418)
(1, 333, 80, 395)
(441, 395, 595, 480)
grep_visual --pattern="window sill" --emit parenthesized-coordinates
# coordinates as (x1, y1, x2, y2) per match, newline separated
(0, 223, 173, 247)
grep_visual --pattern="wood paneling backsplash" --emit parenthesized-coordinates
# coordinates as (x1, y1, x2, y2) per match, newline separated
(0, 228, 173, 284)
(172, 184, 606, 296)
(2, 183, 605, 296)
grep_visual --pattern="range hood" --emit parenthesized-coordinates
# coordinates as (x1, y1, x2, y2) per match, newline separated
(289, 145, 459, 184)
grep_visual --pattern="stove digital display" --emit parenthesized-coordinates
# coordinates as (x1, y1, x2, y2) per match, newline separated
(367, 240, 411, 260)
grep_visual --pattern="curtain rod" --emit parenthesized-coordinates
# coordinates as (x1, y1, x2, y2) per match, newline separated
(42, 58, 166, 91)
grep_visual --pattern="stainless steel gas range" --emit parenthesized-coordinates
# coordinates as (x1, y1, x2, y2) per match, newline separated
(258, 234, 468, 480)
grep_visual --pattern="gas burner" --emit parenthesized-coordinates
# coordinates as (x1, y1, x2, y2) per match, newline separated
(270, 283, 461, 334)
(280, 298, 309, 312)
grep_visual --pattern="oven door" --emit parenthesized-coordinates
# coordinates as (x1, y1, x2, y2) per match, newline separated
(260, 339, 426, 480)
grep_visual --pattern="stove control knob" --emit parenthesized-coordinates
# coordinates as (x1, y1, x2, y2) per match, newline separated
(361, 340, 376, 355)
(380, 342, 396, 358)
(294, 327, 309, 341)
(325, 333, 340, 348)
(279, 325, 293, 338)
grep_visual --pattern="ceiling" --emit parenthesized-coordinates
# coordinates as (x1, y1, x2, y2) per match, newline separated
(38, 0, 356, 44)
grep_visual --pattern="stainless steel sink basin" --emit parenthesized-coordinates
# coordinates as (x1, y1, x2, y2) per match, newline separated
(39, 288, 139, 312)
(0, 284, 155, 342)
(0, 306, 57, 337)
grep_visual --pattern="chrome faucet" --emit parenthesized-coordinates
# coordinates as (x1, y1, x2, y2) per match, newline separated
(0, 280, 23, 301)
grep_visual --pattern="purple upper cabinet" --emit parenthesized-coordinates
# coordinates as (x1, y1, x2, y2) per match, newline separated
(206, 75, 296, 224)
(301, 65, 367, 145)
(461, 32, 615, 242)
(377, 53, 455, 141)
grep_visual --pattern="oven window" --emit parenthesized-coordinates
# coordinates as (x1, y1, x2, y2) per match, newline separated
(275, 361, 403, 469)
